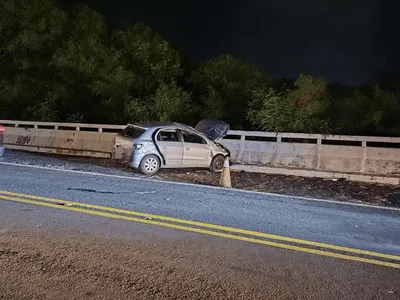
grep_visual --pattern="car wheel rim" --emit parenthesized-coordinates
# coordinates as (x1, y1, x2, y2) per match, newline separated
(144, 157, 158, 172)
(215, 158, 223, 170)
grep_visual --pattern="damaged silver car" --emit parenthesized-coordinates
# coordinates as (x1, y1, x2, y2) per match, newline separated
(114, 120, 231, 175)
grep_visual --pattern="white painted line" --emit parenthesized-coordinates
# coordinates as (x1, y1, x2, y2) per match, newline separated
(1, 161, 400, 212)
(136, 191, 156, 195)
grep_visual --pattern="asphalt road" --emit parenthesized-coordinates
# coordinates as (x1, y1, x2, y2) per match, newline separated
(1, 162, 399, 255)
(1, 160, 400, 299)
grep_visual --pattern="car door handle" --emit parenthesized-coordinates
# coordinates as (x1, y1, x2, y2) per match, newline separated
(161, 146, 166, 149)
(185, 147, 190, 151)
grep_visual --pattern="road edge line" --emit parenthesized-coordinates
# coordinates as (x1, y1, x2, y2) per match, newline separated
(1, 161, 400, 212)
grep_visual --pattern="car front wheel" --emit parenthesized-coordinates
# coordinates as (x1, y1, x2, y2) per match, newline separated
(210, 154, 225, 173)
(140, 154, 160, 175)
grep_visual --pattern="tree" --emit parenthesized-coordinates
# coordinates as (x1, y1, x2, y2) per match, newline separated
(124, 81, 193, 123)
(111, 23, 185, 124)
(378, 69, 400, 96)
(340, 85, 400, 135)
(112, 23, 183, 96)
(286, 74, 331, 133)
(0, 0, 67, 70)
(325, 82, 354, 133)
(247, 74, 331, 133)
(50, 5, 136, 123)
(153, 81, 193, 123)
(247, 87, 291, 132)
(188, 54, 269, 129)
(0, 0, 67, 120)
(1, 1, 399, 137)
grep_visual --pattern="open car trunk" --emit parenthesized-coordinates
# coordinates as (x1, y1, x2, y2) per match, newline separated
(194, 120, 230, 142)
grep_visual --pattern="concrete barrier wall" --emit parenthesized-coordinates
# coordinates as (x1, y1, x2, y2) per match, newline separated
(219, 131, 400, 176)
(2, 120, 400, 176)
(1, 120, 125, 158)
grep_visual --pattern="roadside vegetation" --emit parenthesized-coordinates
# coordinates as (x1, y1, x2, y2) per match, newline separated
(1, 0, 400, 136)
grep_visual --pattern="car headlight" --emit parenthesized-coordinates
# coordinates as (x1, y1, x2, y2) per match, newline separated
(133, 143, 143, 150)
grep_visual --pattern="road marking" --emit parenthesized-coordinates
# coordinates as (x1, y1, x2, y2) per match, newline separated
(136, 191, 156, 195)
(1, 189, 399, 261)
(1, 161, 400, 212)
(0, 193, 399, 269)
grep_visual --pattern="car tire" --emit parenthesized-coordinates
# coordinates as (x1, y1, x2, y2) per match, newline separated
(139, 154, 160, 176)
(210, 154, 225, 173)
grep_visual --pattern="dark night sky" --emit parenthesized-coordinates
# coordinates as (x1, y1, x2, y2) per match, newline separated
(60, 0, 399, 86)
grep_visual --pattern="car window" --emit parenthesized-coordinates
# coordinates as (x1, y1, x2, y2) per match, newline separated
(119, 126, 146, 139)
(182, 131, 207, 144)
(157, 130, 180, 142)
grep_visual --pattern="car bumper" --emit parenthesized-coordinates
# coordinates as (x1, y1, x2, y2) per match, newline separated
(128, 150, 145, 169)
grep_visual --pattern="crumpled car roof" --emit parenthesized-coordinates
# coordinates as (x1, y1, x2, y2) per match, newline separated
(127, 120, 229, 141)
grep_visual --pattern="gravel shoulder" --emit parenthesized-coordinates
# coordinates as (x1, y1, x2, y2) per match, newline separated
(1, 150, 399, 207)
(1, 202, 399, 300)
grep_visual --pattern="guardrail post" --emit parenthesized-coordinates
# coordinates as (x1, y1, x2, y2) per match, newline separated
(274, 134, 282, 166)
(317, 139, 322, 169)
(361, 141, 367, 173)
(238, 134, 245, 161)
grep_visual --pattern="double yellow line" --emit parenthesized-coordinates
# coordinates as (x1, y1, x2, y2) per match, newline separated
(0, 189, 399, 269)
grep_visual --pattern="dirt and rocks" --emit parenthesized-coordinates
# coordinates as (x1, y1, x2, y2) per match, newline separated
(0, 223, 399, 300)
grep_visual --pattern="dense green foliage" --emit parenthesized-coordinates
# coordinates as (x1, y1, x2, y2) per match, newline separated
(1, 0, 400, 136)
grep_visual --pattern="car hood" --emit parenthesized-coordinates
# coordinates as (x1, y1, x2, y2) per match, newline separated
(194, 119, 230, 142)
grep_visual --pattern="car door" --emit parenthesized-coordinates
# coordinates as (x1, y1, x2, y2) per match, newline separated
(156, 129, 183, 167)
(180, 130, 211, 167)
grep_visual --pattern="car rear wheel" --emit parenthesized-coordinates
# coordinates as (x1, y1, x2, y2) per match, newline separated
(140, 154, 160, 175)
(210, 154, 225, 173)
